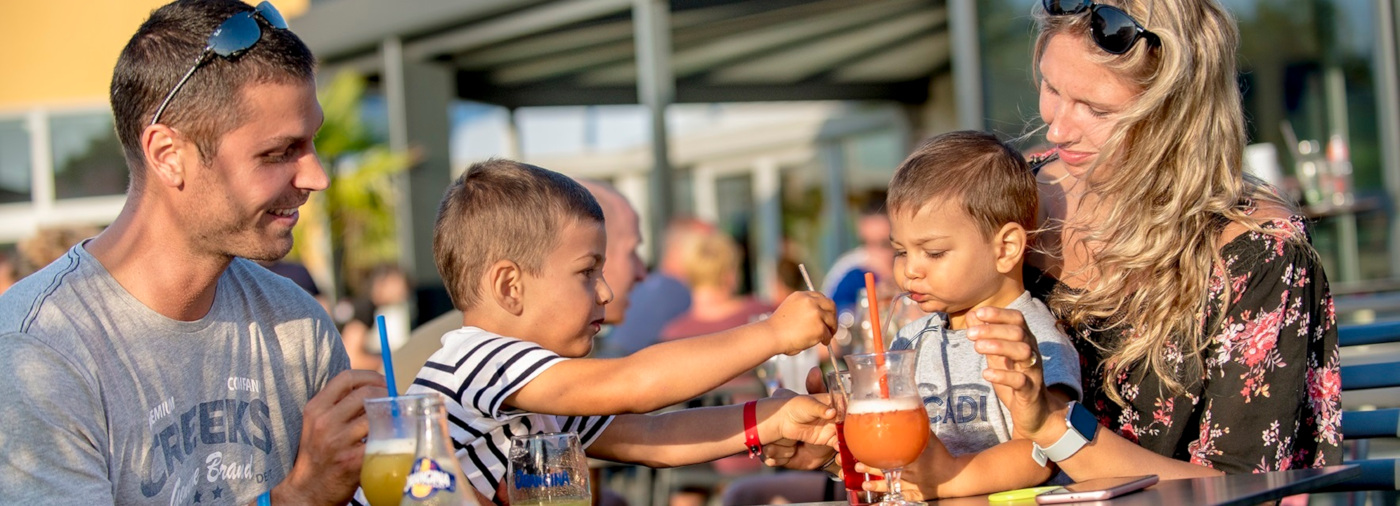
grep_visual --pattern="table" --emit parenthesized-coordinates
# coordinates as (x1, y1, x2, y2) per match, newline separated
(1303, 196, 1382, 283)
(789, 465, 1360, 506)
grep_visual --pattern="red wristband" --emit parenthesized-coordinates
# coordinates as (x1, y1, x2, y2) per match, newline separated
(743, 400, 762, 459)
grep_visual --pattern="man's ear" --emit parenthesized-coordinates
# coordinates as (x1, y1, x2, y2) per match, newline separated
(140, 124, 189, 189)
(486, 259, 525, 315)
(993, 222, 1027, 275)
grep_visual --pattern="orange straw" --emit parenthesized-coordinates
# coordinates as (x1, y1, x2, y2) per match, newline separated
(864, 272, 890, 397)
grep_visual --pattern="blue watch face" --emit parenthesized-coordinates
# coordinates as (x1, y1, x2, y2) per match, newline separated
(1068, 401, 1099, 441)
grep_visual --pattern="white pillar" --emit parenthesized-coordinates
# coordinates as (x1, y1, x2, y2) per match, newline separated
(752, 157, 782, 301)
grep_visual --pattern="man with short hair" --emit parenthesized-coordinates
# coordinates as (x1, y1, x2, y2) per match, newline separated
(0, 1, 384, 504)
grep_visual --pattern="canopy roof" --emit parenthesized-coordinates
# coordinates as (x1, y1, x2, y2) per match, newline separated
(295, 0, 949, 108)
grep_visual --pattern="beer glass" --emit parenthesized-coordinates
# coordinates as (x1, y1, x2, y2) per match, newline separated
(507, 432, 591, 506)
(843, 350, 928, 506)
(827, 370, 882, 505)
(363, 395, 433, 506)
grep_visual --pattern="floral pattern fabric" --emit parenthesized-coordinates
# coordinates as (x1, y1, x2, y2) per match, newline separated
(1038, 215, 1342, 474)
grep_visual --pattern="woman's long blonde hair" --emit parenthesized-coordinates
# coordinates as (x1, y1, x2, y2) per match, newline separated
(1033, 0, 1301, 403)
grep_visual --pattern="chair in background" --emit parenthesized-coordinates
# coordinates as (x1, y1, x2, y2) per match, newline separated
(1318, 320, 1400, 501)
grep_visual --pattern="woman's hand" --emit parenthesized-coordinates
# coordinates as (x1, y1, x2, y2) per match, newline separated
(966, 306, 1058, 440)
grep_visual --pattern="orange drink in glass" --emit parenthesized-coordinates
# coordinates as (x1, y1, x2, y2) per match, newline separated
(842, 350, 926, 506)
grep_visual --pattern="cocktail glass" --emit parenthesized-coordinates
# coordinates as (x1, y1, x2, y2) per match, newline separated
(842, 350, 928, 506)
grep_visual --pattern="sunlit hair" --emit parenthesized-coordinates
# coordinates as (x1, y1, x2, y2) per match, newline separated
(111, 0, 315, 190)
(434, 159, 604, 312)
(887, 130, 1037, 238)
(1033, 0, 1305, 404)
(680, 229, 741, 290)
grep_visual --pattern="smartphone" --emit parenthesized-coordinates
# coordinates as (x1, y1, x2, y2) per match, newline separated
(1034, 475, 1159, 504)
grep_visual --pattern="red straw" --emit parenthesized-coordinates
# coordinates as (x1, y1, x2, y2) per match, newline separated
(864, 272, 890, 397)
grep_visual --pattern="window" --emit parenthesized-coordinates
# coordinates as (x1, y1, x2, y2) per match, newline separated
(0, 118, 30, 204)
(49, 112, 127, 199)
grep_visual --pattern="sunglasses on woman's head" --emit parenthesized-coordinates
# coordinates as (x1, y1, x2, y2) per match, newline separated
(149, 1, 289, 126)
(1042, 0, 1160, 55)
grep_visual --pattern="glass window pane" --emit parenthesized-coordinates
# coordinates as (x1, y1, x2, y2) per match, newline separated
(49, 112, 127, 199)
(0, 118, 31, 204)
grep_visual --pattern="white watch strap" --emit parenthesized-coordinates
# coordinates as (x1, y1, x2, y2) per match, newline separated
(1030, 401, 1092, 467)
(1038, 421, 1090, 462)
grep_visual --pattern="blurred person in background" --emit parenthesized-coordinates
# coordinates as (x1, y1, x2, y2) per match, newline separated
(15, 225, 101, 277)
(578, 179, 648, 329)
(661, 228, 774, 342)
(0, 248, 16, 295)
(823, 194, 897, 314)
(338, 296, 385, 371)
(361, 263, 413, 354)
(0, 1, 384, 503)
(257, 258, 330, 314)
(597, 216, 715, 357)
(767, 255, 805, 307)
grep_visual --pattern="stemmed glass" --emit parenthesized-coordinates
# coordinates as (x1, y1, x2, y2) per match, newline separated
(842, 350, 928, 506)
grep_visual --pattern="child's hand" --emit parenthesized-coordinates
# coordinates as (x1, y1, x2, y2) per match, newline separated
(756, 394, 838, 467)
(764, 291, 837, 356)
(759, 392, 837, 469)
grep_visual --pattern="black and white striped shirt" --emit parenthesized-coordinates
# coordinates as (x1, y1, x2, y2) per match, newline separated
(407, 327, 613, 502)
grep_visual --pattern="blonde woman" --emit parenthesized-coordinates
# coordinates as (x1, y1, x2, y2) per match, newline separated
(661, 229, 775, 341)
(957, 0, 1342, 483)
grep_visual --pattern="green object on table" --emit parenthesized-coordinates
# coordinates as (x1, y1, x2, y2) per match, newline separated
(987, 485, 1060, 503)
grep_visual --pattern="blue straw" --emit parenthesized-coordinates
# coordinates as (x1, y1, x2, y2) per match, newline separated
(377, 315, 399, 396)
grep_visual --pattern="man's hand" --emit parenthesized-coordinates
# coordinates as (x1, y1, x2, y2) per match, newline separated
(274, 370, 387, 505)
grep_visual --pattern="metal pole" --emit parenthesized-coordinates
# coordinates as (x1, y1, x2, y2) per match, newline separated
(949, 0, 984, 130)
(633, 0, 675, 263)
(382, 36, 417, 281)
(1374, 0, 1400, 279)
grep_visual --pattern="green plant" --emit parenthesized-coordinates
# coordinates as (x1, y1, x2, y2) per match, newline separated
(292, 70, 415, 298)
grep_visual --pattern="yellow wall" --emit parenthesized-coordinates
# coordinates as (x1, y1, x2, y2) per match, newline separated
(0, 0, 308, 110)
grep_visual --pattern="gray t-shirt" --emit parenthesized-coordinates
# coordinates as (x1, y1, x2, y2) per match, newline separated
(0, 244, 350, 505)
(890, 291, 1081, 457)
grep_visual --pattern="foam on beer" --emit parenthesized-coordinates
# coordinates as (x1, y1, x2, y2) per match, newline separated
(366, 438, 415, 455)
(847, 397, 921, 414)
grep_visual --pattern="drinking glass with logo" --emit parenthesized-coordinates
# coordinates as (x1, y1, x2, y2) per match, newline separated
(507, 432, 592, 506)
(842, 350, 928, 506)
(362, 395, 432, 506)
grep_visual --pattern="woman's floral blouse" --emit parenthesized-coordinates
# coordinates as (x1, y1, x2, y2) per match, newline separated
(1043, 214, 1343, 473)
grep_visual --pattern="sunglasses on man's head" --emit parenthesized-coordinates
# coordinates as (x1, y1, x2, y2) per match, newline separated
(149, 1, 289, 126)
(1042, 0, 1160, 55)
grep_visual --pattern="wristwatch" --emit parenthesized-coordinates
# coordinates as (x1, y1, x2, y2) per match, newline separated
(1031, 400, 1099, 467)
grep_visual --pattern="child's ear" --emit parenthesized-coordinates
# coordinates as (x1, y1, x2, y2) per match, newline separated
(993, 222, 1027, 275)
(485, 259, 525, 315)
